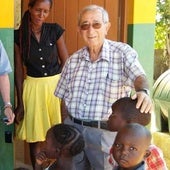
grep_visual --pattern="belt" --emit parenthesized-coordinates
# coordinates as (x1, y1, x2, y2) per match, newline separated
(70, 116, 108, 130)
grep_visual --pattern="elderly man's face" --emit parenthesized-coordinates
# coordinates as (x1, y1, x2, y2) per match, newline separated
(78, 10, 110, 49)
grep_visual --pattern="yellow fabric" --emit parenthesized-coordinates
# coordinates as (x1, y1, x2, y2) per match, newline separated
(16, 74, 61, 142)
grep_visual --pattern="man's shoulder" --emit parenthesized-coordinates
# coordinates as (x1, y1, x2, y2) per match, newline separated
(105, 39, 133, 53)
(105, 39, 128, 46)
(149, 144, 163, 154)
(69, 47, 86, 59)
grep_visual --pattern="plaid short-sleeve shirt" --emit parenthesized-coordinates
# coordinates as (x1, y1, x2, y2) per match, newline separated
(55, 39, 145, 120)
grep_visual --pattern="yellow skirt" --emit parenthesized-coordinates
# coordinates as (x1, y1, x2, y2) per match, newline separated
(15, 74, 61, 142)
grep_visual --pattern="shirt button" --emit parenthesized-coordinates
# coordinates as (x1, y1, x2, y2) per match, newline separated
(44, 73, 48, 76)
(85, 91, 88, 94)
(38, 48, 42, 51)
(40, 57, 43, 60)
(42, 65, 45, 68)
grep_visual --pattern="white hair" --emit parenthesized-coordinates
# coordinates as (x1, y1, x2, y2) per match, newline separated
(78, 4, 109, 25)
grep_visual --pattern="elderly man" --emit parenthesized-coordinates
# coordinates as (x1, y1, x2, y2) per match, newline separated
(55, 5, 153, 170)
(0, 40, 15, 125)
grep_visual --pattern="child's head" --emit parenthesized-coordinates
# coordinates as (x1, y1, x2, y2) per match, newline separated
(107, 97, 151, 131)
(112, 123, 151, 169)
(44, 124, 85, 159)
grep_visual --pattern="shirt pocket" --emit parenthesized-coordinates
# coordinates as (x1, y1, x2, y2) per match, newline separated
(107, 77, 122, 102)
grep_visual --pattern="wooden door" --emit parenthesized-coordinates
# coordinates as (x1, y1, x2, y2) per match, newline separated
(22, 0, 127, 55)
(21, 0, 127, 164)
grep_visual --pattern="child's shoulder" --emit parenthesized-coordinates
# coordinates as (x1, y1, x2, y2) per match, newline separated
(149, 144, 163, 155)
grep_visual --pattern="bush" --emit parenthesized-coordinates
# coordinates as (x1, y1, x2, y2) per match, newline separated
(155, 0, 170, 49)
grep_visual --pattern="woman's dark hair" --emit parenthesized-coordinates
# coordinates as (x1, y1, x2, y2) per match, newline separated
(50, 124, 85, 156)
(112, 97, 151, 126)
(18, 0, 53, 63)
(28, 0, 53, 8)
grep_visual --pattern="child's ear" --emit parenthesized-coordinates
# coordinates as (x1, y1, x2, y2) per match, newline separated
(61, 146, 71, 156)
(55, 147, 62, 157)
(144, 149, 151, 158)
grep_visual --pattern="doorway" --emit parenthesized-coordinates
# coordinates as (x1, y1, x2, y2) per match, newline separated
(14, 0, 128, 168)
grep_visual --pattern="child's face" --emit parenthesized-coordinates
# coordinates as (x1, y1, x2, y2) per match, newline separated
(112, 128, 149, 169)
(107, 109, 126, 131)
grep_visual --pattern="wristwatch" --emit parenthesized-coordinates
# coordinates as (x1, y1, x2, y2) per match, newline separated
(136, 88, 150, 95)
(4, 102, 12, 110)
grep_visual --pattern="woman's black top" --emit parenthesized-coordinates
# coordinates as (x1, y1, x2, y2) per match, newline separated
(14, 23, 64, 77)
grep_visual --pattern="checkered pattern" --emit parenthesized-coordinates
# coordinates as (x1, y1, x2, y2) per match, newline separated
(55, 39, 145, 120)
(146, 144, 168, 170)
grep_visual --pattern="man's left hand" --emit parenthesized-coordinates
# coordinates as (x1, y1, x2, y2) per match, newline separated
(131, 92, 153, 113)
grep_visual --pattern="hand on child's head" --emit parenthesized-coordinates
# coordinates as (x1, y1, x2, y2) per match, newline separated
(107, 97, 151, 132)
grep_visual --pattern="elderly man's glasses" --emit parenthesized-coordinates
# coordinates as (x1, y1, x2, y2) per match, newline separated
(80, 22, 103, 30)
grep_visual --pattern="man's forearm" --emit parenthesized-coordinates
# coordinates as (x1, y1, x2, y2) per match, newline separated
(134, 75, 149, 91)
(61, 100, 69, 122)
(0, 74, 11, 104)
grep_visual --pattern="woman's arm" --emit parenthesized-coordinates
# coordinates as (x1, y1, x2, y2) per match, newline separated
(56, 35, 69, 68)
(14, 43, 25, 122)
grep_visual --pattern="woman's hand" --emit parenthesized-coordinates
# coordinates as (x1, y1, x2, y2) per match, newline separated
(14, 105, 24, 124)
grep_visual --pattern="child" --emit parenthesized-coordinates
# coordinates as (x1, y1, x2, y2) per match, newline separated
(107, 97, 167, 170)
(112, 123, 151, 170)
(35, 124, 85, 170)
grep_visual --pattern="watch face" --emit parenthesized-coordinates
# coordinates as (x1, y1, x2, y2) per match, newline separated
(144, 89, 150, 95)
(137, 89, 149, 95)
(2, 117, 9, 123)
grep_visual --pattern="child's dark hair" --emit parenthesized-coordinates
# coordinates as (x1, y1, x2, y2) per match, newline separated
(50, 124, 85, 156)
(112, 97, 151, 126)
(118, 123, 152, 143)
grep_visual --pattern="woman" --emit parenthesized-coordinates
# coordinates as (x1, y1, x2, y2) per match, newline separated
(14, 0, 68, 168)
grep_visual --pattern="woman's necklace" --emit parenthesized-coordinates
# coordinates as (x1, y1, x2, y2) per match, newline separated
(31, 27, 42, 42)
(32, 28, 41, 34)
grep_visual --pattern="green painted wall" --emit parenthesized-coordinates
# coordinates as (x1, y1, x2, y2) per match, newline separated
(127, 24, 155, 89)
(0, 29, 14, 170)
(127, 0, 156, 93)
